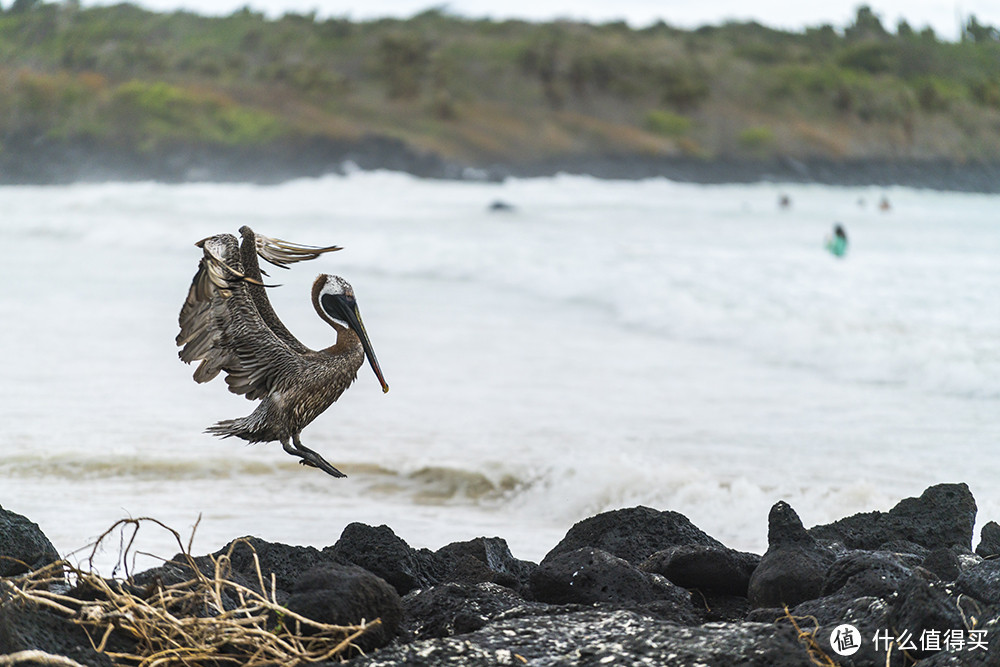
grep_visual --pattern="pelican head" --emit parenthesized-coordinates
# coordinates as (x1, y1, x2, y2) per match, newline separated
(313, 275, 389, 393)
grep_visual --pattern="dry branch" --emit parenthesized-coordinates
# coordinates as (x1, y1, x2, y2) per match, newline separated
(0, 517, 380, 667)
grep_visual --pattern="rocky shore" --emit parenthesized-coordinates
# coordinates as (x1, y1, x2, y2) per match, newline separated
(2, 483, 999, 666)
(4, 134, 1000, 193)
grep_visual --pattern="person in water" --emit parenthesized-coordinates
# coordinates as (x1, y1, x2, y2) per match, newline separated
(826, 224, 848, 257)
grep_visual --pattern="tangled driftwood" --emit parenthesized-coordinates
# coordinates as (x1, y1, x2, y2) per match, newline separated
(0, 517, 380, 666)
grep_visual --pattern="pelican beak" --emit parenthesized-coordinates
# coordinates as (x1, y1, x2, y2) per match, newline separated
(345, 305, 389, 394)
(321, 292, 389, 393)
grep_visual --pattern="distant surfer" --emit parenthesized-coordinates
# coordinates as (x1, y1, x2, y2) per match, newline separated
(879, 196, 891, 212)
(488, 200, 515, 213)
(779, 194, 791, 210)
(825, 224, 848, 258)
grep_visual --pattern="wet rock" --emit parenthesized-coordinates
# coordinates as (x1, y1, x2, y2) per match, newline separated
(402, 582, 541, 640)
(0, 504, 60, 577)
(435, 537, 536, 592)
(690, 593, 752, 623)
(5, 486, 998, 667)
(326, 523, 440, 595)
(957, 552, 984, 574)
(542, 505, 725, 565)
(350, 607, 813, 666)
(809, 484, 977, 552)
(887, 575, 970, 660)
(975, 521, 1000, 558)
(530, 547, 691, 609)
(640, 543, 760, 596)
(955, 557, 1000, 605)
(913, 651, 996, 667)
(285, 563, 401, 652)
(784, 594, 896, 667)
(749, 502, 836, 608)
(822, 550, 914, 599)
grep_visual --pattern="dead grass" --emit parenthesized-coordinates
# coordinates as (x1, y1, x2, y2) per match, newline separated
(0, 517, 380, 666)
(780, 606, 839, 667)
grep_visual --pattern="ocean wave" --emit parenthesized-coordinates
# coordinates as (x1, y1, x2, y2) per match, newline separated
(4, 449, 996, 559)
(353, 464, 525, 504)
(0, 454, 280, 480)
(0, 454, 525, 500)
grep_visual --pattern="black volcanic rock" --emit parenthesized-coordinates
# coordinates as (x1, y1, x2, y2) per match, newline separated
(975, 521, 1000, 558)
(285, 563, 401, 652)
(640, 544, 760, 596)
(888, 575, 969, 660)
(126, 535, 337, 611)
(808, 483, 977, 552)
(530, 547, 692, 610)
(0, 504, 60, 577)
(350, 607, 814, 666)
(821, 550, 914, 599)
(327, 528, 537, 597)
(748, 502, 836, 609)
(326, 523, 441, 595)
(877, 540, 931, 559)
(8, 131, 1000, 194)
(955, 557, 1000, 605)
(434, 536, 536, 592)
(781, 594, 894, 667)
(0, 134, 460, 185)
(129, 551, 292, 612)
(0, 601, 116, 666)
(204, 535, 332, 595)
(921, 548, 961, 582)
(542, 505, 724, 565)
(402, 582, 542, 640)
(3, 485, 997, 667)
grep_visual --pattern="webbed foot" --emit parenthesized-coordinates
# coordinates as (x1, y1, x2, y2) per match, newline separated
(281, 437, 347, 478)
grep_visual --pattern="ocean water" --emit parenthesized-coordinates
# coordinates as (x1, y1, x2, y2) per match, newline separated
(1, 172, 998, 573)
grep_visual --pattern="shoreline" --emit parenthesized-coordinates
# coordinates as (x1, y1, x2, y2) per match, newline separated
(3, 135, 1000, 193)
(2, 483, 998, 666)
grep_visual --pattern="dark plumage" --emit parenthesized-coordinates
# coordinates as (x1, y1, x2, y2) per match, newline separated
(176, 226, 388, 478)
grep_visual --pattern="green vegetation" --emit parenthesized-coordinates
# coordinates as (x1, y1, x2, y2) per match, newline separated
(2, 2, 1000, 164)
(645, 110, 692, 137)
(738, 126, 775, 153)
(111, 80, 282, 147)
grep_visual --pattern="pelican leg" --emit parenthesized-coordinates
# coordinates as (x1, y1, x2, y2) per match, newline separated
(282, 434, 347, 478)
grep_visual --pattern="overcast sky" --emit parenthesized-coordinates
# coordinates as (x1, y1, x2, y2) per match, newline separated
(79, 1, 1000, 41)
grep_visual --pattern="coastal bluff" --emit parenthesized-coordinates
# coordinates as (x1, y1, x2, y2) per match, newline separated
(5, 134, 1000, 194)
(2, 483, 999, 666)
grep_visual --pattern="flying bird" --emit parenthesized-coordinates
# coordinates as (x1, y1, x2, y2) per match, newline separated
(176, 226, 388, 478)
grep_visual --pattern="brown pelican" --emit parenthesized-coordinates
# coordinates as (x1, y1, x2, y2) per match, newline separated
(176, 226, 388, 478)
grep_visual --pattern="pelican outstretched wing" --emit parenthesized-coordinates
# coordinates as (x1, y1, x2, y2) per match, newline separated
(177, 234, 304, 401)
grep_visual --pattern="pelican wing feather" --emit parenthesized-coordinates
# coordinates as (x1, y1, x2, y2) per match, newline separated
(254, 232, 341, 269)
(238, 226, 311, 353)
(177, 233, 305, 401)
